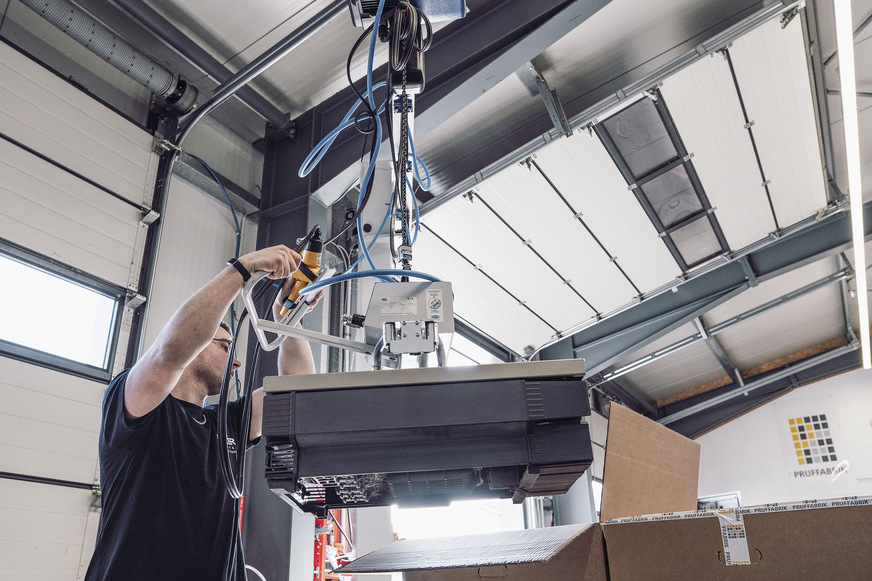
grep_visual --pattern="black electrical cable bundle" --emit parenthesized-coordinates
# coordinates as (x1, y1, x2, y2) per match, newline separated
(388, 1, 432, 72)
(334, 3, 431, 254)
(217, 227, 320, 581)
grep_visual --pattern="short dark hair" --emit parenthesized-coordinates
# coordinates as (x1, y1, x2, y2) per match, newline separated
(218, 321, 233, 336)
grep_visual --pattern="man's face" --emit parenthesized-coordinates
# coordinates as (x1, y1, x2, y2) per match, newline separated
(192, 328, 241, 396)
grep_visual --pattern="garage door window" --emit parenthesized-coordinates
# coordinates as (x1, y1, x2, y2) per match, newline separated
(0, 243, 123, 381)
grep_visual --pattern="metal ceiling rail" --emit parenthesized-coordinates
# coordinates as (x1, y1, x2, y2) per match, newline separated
(585, 267, 851, 388)
(469, 191, 599, 315)
(723, 47, 781, 232)
(837, 253, 857, 340)
(529, 158, 642, 296)
(803, 3, 840, 201)
(175, 0, 346, 147)
(564, 197, 868, 375)
(419, 222, 559, 333)
(114, 0, 291, 131)
(658, 339, 859, 425)
(693, 316, 744, 387)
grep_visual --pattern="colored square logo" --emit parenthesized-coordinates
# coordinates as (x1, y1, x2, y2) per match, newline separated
(789, 416, 837, 466)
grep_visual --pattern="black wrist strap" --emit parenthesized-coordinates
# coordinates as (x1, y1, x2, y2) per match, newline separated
(227, 258, 251, 282)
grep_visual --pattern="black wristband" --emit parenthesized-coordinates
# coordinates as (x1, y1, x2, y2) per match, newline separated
(227, 257, 251, 282)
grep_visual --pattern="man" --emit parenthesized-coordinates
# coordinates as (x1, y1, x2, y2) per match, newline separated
(85, 244, 316, 580)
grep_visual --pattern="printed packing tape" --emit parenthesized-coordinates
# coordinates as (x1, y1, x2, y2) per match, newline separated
(602, 496, 872, 567)
(716, 509, 750, 566)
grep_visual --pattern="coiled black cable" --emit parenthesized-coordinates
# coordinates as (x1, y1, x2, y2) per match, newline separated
(218, 227, 320, 580)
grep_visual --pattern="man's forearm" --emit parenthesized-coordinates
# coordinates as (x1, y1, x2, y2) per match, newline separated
(277, 334, 316, 376)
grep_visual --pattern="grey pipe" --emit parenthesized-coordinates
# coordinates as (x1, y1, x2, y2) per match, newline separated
(113, 0, 290, 131)
(175, 0, 346, 146)
(19, 0, 197, 113)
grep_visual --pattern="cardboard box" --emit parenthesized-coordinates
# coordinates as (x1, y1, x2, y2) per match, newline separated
(339, 523, 607, 580)
(602, 498, 872, 580)
(339, 405, 872, 579)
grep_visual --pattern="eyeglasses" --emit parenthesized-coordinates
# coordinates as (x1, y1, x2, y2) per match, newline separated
(211, 338, 233, 354)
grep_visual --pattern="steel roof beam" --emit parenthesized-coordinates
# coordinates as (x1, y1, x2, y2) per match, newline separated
(662, 345, 861, 438)
(660, 339, 859, 428)
(586, 267, 851, 390)
(693, 317, 744, 387)
(603, 377, 657, 415)
(286, 0, 610, 203)
(570, 200, 872, 376)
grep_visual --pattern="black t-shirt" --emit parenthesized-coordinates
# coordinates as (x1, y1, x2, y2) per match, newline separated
(85, 369, 255, 581)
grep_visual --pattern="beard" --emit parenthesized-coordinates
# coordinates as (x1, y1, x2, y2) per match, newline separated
(192, 359, 227, 397)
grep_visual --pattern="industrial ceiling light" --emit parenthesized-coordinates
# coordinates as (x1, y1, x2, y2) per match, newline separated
(835, 0, 871, 368)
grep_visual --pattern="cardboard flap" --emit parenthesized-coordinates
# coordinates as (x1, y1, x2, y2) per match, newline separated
(338, 523, 596, 573)
(600, 404, 700, 521)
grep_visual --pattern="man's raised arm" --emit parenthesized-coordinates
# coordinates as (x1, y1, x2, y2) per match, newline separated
(124, 245, 301, 419)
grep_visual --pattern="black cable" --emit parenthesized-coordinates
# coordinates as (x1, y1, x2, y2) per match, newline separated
(346, 23, 377, 117)
(217, 227, 319, 581)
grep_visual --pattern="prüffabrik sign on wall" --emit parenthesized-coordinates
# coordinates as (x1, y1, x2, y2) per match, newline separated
(781, 408, 850, 482)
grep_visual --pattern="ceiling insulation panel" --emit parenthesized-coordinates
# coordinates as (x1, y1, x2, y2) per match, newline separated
(661, 52, 777, 251)
(727, 17, 827, 226)
(703, 258, 847, 369)
(412, 224, 556, 354)
(144, 0, 319, 55)
(532, 130, 682, 296)
(472, 162, 638, 315)
(143, 0, 373, 115)
(421, 195, 596, 331)
(620, 331, 728, 403)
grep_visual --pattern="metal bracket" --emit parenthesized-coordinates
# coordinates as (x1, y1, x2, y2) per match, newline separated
(125, 292, 147, 310)
(780, 6, 800, 28)
(139, 209, 160, 226)
(515, 62, 573, 138)
(90, 486, 102, 511)
(151, 136, 179, 155)
(738, 256, 759, 287)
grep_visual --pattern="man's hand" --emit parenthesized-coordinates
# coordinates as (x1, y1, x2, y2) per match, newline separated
(237, 245, 302, 280)
(272, 278, 324, 322)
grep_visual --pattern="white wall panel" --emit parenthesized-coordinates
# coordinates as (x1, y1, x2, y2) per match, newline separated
(0, 41, 157, 206)
(534, 131, 681, 296)
(141, 177, 250, 354)
(697, 367, 872, 504)
(0, 343, 103, 580)
(183, 117, 265, 195)
(662, 53, 777, 250)
(728, 18, 827, 226)
(0, 358, 102, 484)
(0, 139, 141, 287)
